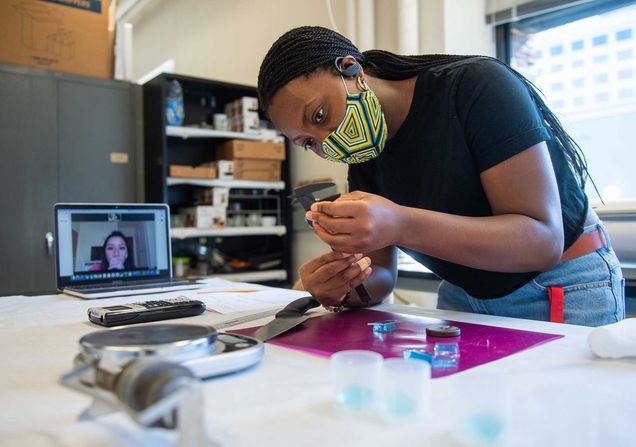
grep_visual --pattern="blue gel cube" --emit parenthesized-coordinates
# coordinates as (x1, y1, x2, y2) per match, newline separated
(402, 349, 434, 364)
(433, 342, 460, 368)
(368, 320, 397, 334)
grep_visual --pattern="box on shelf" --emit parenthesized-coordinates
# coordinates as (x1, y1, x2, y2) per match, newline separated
(0, 0, 116, 79)
(225, 96, 258, 117)
(234, 159, 281, 181)
(182, 206, 226, 228)
(194, 187, 229, 207)
(217, 139, 285, 161)
(169, 164, 217, 179)
(229, 112, 260, 134)
(217, 160, 234, 180)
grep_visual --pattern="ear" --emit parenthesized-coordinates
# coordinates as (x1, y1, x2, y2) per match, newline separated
(334, 55, 362, 77)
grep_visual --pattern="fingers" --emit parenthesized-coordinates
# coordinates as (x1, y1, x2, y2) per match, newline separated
(298, 251, 373, 307)
(321, 264, 373, 306)
(309, 198, 364, 218)
(306, 210, 358, 236)
(302, 251, 358, 274)
(312, 222, 368, 253)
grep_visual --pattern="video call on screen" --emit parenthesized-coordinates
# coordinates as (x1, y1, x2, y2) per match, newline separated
(65, 212, 164, 281)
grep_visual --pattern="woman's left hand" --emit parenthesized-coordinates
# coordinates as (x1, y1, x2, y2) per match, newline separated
(306, 191, 405, 253)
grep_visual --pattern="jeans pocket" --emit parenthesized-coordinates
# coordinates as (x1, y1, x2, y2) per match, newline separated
(529, 250, 621, 326)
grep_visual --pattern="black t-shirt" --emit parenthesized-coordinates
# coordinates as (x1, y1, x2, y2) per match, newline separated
(348, 56, 588, 298)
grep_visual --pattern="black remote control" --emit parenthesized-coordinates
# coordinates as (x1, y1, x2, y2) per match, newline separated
(88, 297, 206, 327)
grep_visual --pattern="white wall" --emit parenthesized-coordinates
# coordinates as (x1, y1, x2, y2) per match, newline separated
(129, 0, 349, 84)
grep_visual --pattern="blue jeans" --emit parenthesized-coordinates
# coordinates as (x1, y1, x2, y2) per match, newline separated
(437, 223, 626, 327)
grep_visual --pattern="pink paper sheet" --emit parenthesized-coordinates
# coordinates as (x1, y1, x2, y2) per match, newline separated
(231, 309, 563, 378)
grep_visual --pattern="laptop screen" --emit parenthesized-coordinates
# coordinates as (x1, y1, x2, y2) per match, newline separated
(55, 203, 172, 288)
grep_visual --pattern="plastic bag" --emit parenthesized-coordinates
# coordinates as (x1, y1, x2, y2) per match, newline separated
(166, 80, 185, 126)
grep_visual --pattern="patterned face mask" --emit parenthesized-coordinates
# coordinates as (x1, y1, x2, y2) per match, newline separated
(321, 77, 388, 164)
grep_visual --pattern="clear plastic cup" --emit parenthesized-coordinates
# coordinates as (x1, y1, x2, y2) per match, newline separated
(330, 350, 383, 412)
(379, 358, 431, 420)
(451, 375, 511, 446)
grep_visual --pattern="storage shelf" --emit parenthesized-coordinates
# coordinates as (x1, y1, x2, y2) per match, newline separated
(171, 226, 286, 239)
(167, 177, 285, 190)
(166, 126, 283, 142)
(194, 270, 288, 283)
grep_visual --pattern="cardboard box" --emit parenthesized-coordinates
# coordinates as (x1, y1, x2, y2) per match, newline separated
(169, 164, 217, 179)
(217, 139, 286, 161)
(182, 206, 226, 228)
(217, 160, 234, 180)
(229, 112, 260, 134)
(225, 96, 258, 117)
(194, 187, 229, 207)
(0, 0, 116, 79)
(233, 159, 281, 181)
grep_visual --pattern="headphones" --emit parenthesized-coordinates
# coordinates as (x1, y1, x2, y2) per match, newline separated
(335, 56, 361, 77)
(93, 358, 196, 428)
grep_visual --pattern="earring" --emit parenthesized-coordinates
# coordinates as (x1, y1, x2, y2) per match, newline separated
(357, 76, 369, 91)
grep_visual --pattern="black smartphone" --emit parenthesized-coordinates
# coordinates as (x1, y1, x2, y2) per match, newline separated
(87, 297, 206, 327)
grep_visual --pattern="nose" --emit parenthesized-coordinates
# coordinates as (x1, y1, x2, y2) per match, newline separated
(316, 129, 334, 145)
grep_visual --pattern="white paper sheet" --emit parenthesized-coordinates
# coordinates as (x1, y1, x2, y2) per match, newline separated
(173, 278, 310, 314)
(196, 289, 309, 314)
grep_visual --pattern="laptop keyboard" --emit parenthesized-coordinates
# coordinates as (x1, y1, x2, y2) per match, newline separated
(68, 279, 190, 294)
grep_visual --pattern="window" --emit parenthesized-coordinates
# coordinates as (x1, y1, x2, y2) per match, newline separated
(617, 28, 633, 40)
(551, 64, 564, 72)
(594, 73, 609, 83)
(397, 249, 433, 276)
(595, 92, 609, 102)
(503, 1, 636, 203)
(552, 82, 565, 91)
(550, 45, 564, 55)
(593, 34, 608, 45)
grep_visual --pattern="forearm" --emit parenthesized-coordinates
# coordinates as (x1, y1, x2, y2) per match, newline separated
(397, 206, 563, 273)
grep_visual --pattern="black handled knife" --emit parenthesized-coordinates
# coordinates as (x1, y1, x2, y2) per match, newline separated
(251, 296, 320, 342)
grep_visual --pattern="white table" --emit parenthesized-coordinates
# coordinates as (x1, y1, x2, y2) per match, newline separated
(0, 291, 635, 447)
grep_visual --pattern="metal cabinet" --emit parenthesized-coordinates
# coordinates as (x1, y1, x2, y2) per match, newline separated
(0, 64, 141, 296)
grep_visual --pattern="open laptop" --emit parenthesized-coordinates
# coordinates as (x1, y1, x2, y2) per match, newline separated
(55, 203, 201, 299)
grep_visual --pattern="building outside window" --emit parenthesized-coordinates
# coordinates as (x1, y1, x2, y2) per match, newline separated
(508, 2, 636, 201)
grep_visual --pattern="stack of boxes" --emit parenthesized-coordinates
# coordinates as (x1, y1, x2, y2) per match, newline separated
(170, 95, 285, 228)
(183, 187, 229, 229)
(225, 96, 260, 134)
(216, 139, 285, 181)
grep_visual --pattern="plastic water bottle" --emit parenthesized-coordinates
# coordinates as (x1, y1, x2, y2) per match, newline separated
(166, 80, 184, 126)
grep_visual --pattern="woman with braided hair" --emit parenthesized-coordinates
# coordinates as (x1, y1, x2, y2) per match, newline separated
(258, 26, 625, 326)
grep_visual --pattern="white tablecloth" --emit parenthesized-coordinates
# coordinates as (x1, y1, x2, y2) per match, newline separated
(0, 292, 635, 447)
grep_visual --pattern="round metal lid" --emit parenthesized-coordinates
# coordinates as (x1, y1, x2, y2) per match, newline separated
(79, 324, 217, 364)
(425, 324, 461, 338)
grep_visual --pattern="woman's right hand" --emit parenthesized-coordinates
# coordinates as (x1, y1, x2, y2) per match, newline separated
(298, 251, 372, 307)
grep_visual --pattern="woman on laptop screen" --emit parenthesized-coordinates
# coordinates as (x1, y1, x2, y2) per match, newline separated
(100, 231, 135, 271)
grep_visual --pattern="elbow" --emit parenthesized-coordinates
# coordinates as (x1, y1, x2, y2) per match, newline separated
(536, 233, 564, 272)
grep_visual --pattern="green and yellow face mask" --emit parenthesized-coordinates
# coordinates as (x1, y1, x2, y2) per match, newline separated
(321, 77, 388, 164)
